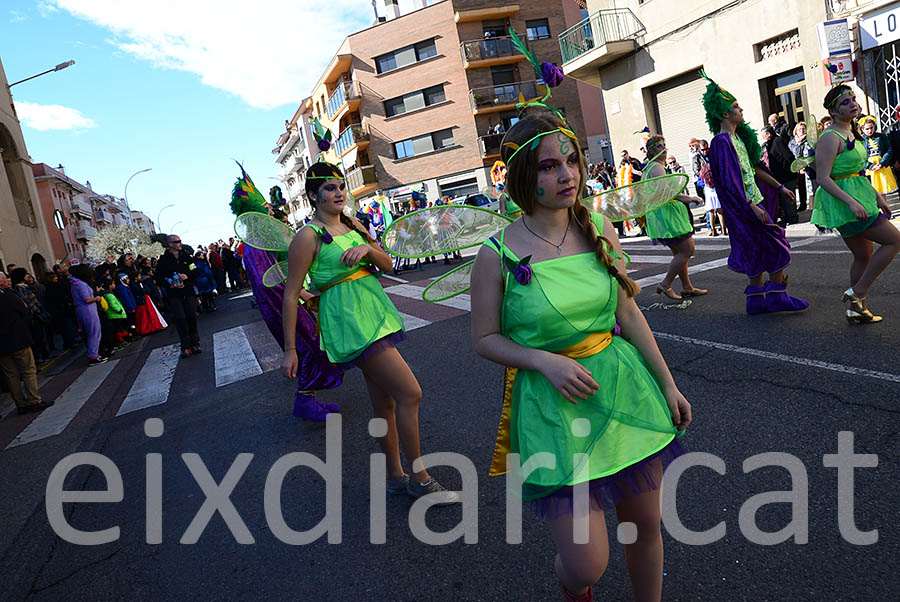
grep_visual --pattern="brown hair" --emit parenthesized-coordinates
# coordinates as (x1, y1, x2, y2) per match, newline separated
(500, 113, 640, 297)
(824, 84, 861, 140)
(305, 161, 376, 244)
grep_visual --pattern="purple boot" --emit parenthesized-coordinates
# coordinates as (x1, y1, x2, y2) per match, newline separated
(764, 281, 809, 313)
(293, 393, 340, 422)
(744, 285, 767, 315)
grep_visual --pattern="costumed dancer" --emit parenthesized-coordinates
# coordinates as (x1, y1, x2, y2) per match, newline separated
(858, 115, 898, 195)
(642, 135, 707, 300)
(471, 113, 691, 602)
(281, 162, 458, 504)
(492, 160, 522, 218)
(231, 165, 343, 421)
(702, 72, 810, 314)
(812, 86, 900, 323)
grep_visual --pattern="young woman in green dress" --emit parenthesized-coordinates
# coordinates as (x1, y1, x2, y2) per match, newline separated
(642, 135, 707, 300)
(471, 114, 691, 602)
(281, 162, 458, 504)
(813, 85, 900, 323)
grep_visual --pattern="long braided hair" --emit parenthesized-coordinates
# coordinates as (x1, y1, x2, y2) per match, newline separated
(501, 113, 640, 297)
(304, 162, 376, 244)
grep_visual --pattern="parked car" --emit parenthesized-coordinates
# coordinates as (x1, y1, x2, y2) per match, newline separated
(463, 193, 500, 213)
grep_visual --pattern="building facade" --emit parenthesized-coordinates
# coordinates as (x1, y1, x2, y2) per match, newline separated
(561, 0, 837, 169)
(273, 97, 316, 226)
(0, 58, 55, 275)
(277, 0, 611, 215)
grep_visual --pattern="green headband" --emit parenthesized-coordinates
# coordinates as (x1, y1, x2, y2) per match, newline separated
(503, 127, 577, 164)
(827, 89, 855, 109)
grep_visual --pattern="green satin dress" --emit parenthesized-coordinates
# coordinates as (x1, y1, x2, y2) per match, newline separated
(484, 212, 679, 501)
(811, 131, 881, 237)
(307, 225, 404, 365)
(643, 163, 694, 241)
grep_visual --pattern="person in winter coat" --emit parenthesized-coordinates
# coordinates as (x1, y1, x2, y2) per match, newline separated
(114, 272, 138, 334)
(192, 251, 217, 312)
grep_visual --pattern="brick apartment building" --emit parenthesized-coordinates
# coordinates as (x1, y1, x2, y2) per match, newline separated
(273, 0, 610, 214)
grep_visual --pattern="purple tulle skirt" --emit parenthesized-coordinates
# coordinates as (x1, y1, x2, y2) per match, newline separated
(530, 437, 686, 520)
(652, 231, 693, 247)
(338, 330, 407, 370)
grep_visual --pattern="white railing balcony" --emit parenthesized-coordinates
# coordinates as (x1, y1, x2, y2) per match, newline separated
(559, 8, 645, 87)
(74, 224, 97, 240)
(326, 81, 361, 120)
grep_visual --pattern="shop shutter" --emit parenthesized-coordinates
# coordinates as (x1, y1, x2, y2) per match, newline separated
(652, 72, 710, 172)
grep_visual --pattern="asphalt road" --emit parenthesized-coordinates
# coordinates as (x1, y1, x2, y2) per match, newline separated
(0, 228, 897, 601)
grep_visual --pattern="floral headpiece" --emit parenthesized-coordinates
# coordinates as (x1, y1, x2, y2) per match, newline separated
(311, 117, 333, 153)
(508, 26, 565, 120)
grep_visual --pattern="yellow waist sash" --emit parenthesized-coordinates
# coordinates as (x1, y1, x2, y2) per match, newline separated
(319, 268, 370, 292)
(489, 331, 613, 477)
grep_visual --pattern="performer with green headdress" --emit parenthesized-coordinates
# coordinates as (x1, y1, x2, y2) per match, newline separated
(702, 71, 809, 315)
(231, 162, 342, 421)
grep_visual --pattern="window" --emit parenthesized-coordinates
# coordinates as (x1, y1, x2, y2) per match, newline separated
(526, 18, 550, 41)
(491, 65, 515, 86)
(394, 128, 455, 159)
(376, 38, 438, 74)
(384, 84, 446, 117)
(482, 19, 506, 38)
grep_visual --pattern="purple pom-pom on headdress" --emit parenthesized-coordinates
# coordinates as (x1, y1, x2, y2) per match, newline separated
(541, 62, 565, 88)
(317, 139, 331, 152)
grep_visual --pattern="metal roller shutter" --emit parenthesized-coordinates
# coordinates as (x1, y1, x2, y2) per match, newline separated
(652, 71, 710, 171)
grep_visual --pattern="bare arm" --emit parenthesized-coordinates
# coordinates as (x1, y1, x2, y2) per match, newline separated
(342, 216, 395, 272)
(604, 218, 692, 430)
(281, 227, 317, 377)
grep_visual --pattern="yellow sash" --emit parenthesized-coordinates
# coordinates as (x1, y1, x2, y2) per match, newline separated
(319, 268, 370, 292)
(488, 331, 613, 476)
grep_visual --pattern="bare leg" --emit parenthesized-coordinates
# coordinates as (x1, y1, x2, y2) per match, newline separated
(360, 346, 429, 483)
(715, 209, 727, 234)
(659, 238, 693, 290)
(845, 220, 900, 295)
(362, 372, 405, 480)
(546, 504, 610, 595)
(843, 236, 873, 288)
(675, 237, 696, 291)
(615, 461, 664, 602)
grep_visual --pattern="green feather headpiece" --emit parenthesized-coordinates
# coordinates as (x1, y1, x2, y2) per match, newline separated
(230, 161, 268, 216)
(700, 70, 762, 166)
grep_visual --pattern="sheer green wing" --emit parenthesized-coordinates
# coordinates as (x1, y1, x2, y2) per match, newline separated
(234, 212, 294, 252)
(422, 260, 474, 302)
(262, 260, 289, 288)
(791, 156, 815, 173)
(582, 174, 688, 221)
(382, 205, 513, 259)
(807, 113, 818, 148)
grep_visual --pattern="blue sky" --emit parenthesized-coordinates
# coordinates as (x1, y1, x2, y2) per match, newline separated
(2, 0, 413, 248)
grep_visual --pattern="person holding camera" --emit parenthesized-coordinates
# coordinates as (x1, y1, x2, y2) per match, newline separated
(155, 234, 201, 358)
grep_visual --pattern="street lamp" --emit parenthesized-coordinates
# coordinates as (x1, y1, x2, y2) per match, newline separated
(124, 168, 152, 226)
(8, 60, 75, 88)
(169, 220, 184, 233)
(157, 203, 175, 232)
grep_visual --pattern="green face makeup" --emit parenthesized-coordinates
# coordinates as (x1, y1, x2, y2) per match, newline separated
(537, 187, 545, 197)
(557, 132, 572, 156)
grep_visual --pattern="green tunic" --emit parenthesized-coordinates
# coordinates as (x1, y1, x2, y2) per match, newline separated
(306, 225, 404, 364)
(811, 131, 880, 236)
(643, 200, 693, 240)
(732, 134, 764, 205)
(484, 212, 678, 501)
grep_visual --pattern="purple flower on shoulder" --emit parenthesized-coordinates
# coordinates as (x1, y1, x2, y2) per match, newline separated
(317, 139, 331, 152)
(540, 62, 565, 88)
(513, 263, 532, 285)
(320, 228, 333, 244)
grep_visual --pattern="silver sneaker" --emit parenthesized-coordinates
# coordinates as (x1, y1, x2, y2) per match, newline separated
(406, 477, 460, 505)
(387, 474, 409, 495)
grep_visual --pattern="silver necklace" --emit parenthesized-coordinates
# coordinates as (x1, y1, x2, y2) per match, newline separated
(522, 217, 569, 255)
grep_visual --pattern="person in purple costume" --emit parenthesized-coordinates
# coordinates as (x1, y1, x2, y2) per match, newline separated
(702, 72, 809, 315)
(231, 164, 342, 422)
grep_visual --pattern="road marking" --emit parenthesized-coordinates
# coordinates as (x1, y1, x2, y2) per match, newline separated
(399, 312, 431, 331)
(634, 237, 824, 287)
(381, 273, 408, 283)
(623, 244, 732, 252)
(386, 283, 471, 311)
(626, 255, 681, 264)
(789, 250, 850, 254)
(8, 359, 119, 448)
(214, 326, 263, 387)
(117, 345, 180, 416)
(656, 332, 900, 383)
(231, 291, 253, 299)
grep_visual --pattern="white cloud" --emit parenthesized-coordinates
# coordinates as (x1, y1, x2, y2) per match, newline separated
(37, 1, 60, 16)
(14, 101, 97, 131)
(48, 0, 377, 110)
(9, 10, 27, 22)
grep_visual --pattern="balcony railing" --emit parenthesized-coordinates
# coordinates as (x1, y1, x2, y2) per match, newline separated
(70, 198, 93, 218)
(469, 80, 538, 113)
(334, 123, 370, 156)
(346, 165, 377, 193)
(74, 224, 97, 240)
(460, 36, 521, 66)
(826, 0, 870, 17)
(478, 133, 504, 158)
(559, 8, 646, 64)
(326, 81, 361, 119)
(94, 209, 112, 223)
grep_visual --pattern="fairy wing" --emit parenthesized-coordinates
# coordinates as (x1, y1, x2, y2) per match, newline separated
(382, 205, 513, 259)
(234, 212, 295, 252)
(262, 260, 290, 288)
(422, 260, 474, 302)
(582, 174, 689, 221)
(791, 156, 815, 173)
(806, 113, 818, 148)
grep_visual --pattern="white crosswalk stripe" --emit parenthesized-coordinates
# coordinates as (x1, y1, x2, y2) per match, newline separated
(399, 312, 431, 331)
(117, 344, 180, 416)
(385, 282, 471, 311)
(7, 359, 119, 449)
(214, 325, 262, 387)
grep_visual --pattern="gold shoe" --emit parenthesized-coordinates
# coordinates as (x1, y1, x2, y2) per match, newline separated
(656, 285, 682, 300)
(842, 289, 883, 324)
(681, 287, 708, 297)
